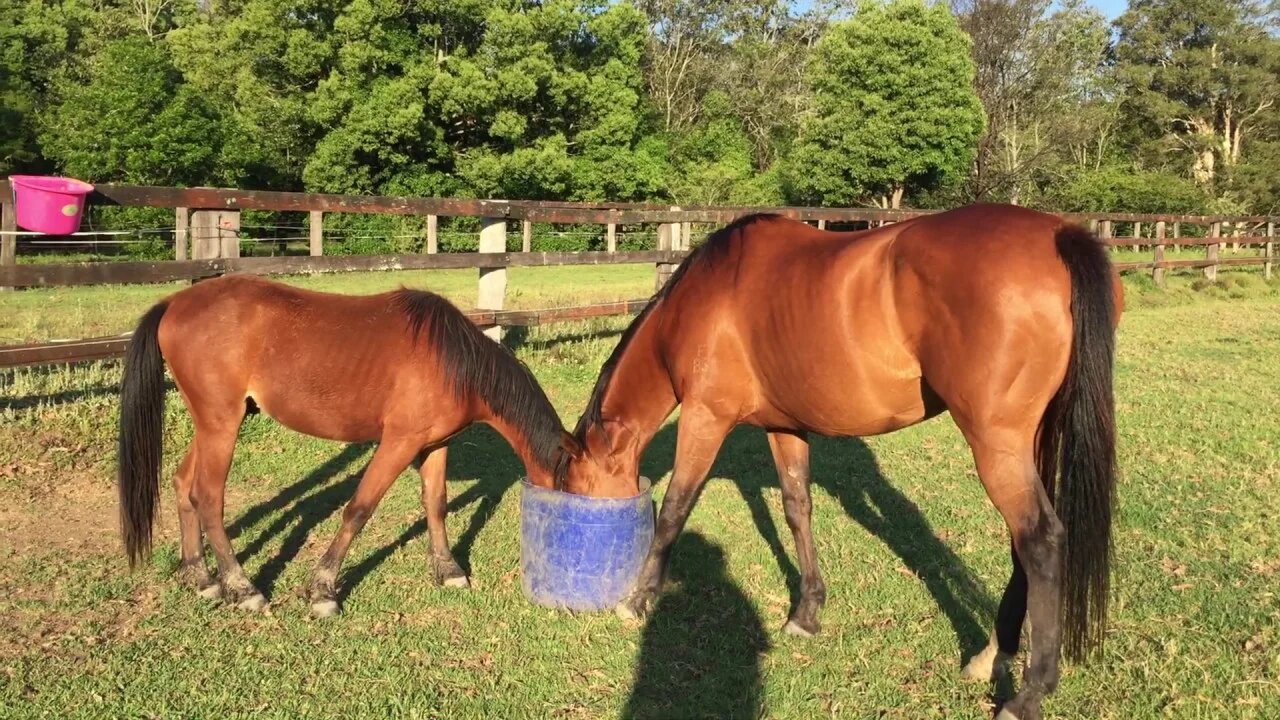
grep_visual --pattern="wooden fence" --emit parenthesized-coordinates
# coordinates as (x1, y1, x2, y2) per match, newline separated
(1, 180, 1276, 369)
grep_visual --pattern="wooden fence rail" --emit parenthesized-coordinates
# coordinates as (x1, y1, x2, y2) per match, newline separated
(0, 298, 652, 369)
(2, 180, 1276, 370)
(0, 250, 687, 289)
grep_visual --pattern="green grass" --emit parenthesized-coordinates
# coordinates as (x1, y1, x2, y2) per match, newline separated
(1, 267, 1278, 719)
(0, 264, 656, 344)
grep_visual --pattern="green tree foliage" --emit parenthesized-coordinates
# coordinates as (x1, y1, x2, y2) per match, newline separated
(784, 0, 985, 208)
(1112, 0, 1280, 187)
(0, 0, 96, 174)
(667, 91, 783, 205)
(1043, 165, 1211, 214)
(39, 37, 221, 186)
(4, 0, 1279, 216)
(168, 0, 330, 189)
(953, 0, 1113, 205)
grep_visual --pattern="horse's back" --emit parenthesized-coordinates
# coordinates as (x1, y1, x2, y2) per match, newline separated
(656, 204, 1108, 436)
(156, 275, 437, 441)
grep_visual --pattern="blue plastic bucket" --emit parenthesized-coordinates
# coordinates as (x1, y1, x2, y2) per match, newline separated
(520, 477, 654, 611)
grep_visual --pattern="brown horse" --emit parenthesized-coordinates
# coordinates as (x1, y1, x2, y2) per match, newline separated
(557, 203, 1123, 720)
(118, 275, 577, 617)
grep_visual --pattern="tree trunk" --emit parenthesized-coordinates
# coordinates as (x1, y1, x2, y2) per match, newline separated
(890, 186, 904, 210)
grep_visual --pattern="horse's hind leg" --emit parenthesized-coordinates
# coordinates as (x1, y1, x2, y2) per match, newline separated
(308, 436, 421, 618)
(767, 431, 827, 637)
(172, 443, 218, 599)
(190, 417, 265, 611)
(965, 429, 1063, 720)
(419, 444, 468, 588)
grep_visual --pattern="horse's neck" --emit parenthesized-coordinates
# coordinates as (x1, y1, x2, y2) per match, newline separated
(485, 414, 557, 487)
(594, 317, 678, 474)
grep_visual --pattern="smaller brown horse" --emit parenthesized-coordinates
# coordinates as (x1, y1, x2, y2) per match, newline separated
(118, 275, 577, 617)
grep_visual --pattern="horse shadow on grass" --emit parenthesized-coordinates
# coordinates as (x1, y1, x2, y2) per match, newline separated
(621, 531, 769, 720)
(226, 423, 526, 602)
(635, 422, 995, 665)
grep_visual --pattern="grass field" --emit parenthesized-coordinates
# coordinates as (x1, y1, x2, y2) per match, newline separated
(1, 265, 1278, 719)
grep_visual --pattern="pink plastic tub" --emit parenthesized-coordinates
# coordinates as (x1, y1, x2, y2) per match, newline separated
(8, 175, 95, 235)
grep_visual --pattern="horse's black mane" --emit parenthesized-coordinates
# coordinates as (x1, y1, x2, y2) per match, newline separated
(568, 212, 783, 446)
(393, 289, 564, 473)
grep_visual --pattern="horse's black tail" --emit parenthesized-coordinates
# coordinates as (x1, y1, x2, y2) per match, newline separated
(118, 301, 169, 569)
(1037, 224, 1119, 664)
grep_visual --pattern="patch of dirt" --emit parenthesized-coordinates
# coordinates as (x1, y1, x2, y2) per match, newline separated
(0, 585, 161, 665)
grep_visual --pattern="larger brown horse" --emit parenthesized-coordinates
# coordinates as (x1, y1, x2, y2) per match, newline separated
(557, 203, 1123, 720)
(117, 275, 576, 617)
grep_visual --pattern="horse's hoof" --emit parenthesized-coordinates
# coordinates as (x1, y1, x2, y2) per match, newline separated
(961, 644, 1011, 683)
(995, 710, 1020, 720)
(235, 593, 268, 612)
(615, 593, 649, 622)
(311, 599, 340, 618)
(196, 583, 223, 600)
(442, 575, 470, 589)
(783, 619, 816, 638)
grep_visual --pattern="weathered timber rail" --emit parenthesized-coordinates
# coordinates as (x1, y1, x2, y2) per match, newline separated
(0, 251, 687, 289)
(2, 181, 1275, 370)
(0, 298, 651, 369)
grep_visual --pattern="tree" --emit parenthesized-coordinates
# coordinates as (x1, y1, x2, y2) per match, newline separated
(0, 0, 97, 174)
(1112, 0, 1280, 187)
(952, 0, 1112, 204)
(168, 0, 333, 189)
(38, 36, 221, 186)
(785, 0, 985, 208)
(667, 90, 784, 205)
(635, 0, 732, 133)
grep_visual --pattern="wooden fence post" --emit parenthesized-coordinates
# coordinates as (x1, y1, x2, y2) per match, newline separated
(426, 215, 438, 254)
(1153, 221, 1166, 286)
(656, 222, 674, 291)
(681, 221, 691, 251)
(1132, 221, 1141, 251)
(1206, 222, 1220, 281)
(191, 210, 240, 260)
(1100, 220, 1112, 241)
(1, 192, 15, 292)
(1265, 221, 1274, 281)
(478, 218, 507, 341)
(309, 210, 323, 257)
(522, 220, 532, 253)
(175, 207, 189, 261)
(607, 222, 617, 253)
(1172, 222, 1180, 254)
(817, 219, 826, 231)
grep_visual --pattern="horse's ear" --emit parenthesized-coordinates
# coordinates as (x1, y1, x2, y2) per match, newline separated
(559, 430, 583, 459)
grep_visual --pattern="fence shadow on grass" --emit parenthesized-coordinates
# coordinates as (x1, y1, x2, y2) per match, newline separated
(227, 424, 526, 602)
(622, 531, 769, 720)
(501, 324, 626, 354)
(638, 422, 995, 665)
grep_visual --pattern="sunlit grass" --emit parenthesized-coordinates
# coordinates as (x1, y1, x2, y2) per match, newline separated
(0, 271, 1277, 719)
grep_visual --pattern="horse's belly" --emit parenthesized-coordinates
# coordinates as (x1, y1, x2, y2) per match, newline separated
(249, 384, 386, 443)
(747, 374, 931, 438)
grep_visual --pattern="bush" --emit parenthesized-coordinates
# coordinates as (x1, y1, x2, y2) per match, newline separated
(1043, 166, 1212, 215)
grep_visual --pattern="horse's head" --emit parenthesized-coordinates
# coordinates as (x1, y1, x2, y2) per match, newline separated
(554, 421, 643, 498)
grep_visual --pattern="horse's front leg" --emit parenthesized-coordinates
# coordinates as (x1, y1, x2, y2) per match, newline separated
(616, 407, 733, 621)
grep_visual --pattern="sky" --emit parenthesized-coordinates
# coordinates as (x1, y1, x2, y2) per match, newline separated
(1087, 0, 1128, 20)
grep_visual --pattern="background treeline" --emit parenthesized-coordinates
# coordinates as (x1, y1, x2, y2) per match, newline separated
(2, 0, 1277, 220)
